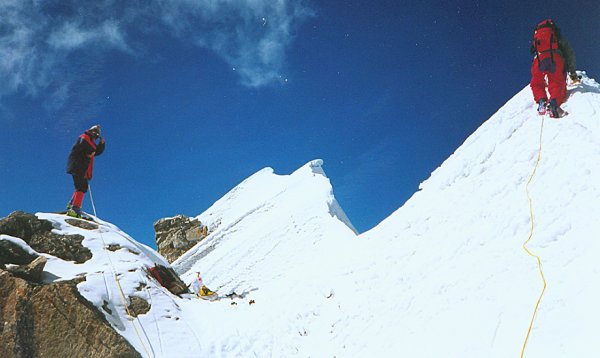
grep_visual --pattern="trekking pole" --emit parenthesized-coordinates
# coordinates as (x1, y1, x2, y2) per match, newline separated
(88, 183, 99, 218)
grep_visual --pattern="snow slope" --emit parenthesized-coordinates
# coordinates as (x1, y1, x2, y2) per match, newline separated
(172, 158, 360, 356)
(169, 73, 600, 357)
(10, 72, 600, 357)
(335, 72, 600, 357)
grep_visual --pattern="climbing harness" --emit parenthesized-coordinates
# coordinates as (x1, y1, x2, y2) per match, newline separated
(520, 116, 548, 358)
(89, 184, 153, 358)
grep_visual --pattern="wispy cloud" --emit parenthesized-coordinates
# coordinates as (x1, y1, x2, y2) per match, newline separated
(154, 0, 313, 86)
(0, 0, 313, 107)
(47, 21, 130, 52)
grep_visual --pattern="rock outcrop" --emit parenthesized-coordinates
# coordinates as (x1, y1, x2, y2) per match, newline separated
(0, 235, 47, 282)
(0, 271, 141, 358)
(129, 296, 151, 318)
(154, 214, 208, 263)
(6, 255, 48, 282)
(0, 211, 92, 263)
(0, 237, 38, 268)
(0, 211, 141, 357)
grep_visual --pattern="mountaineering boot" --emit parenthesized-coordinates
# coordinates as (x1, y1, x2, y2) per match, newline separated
(66, 200, 73, 211)
(537, 99, 547, 115)
(547, 99, 566, 118)
(66, 206, 83, 218)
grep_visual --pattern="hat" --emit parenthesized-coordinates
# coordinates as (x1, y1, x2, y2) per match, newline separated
(88, 125, 101, 137)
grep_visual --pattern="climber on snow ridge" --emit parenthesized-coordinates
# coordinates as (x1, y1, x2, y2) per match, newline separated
(66, 125, 105, 218)
(530, 18, 578, 118)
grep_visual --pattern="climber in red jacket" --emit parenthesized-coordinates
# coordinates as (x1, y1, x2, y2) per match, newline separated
(530, 19, 578, 118)
(66, 125, 105, 218)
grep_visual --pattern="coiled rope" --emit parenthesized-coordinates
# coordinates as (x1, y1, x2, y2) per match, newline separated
(520, 116, 548, 358)
(89, 184, 153, 358)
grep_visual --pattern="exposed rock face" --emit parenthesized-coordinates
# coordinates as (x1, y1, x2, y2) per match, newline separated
(6, 256, 48, 283)
(65, 218, 99, 230)
(0, 235, 46, 282)
(154, 214, 208, 263)
(0, 211, 92, 263)
(129, 296, 151, 317)
(0, 271, 141, 357)
(0, 237, 38, 267)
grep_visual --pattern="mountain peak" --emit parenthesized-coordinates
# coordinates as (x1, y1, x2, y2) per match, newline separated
(297, 158, 325, 176)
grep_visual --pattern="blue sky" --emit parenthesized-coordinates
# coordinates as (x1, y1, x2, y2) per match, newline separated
(1, 1, 599, 248)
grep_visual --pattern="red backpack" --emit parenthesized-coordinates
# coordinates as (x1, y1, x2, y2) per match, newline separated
(532, 19, 560, 62)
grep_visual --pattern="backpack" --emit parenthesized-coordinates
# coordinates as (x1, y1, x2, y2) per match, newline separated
(148, 264, 189, 295)
(532, 19, 561, 63)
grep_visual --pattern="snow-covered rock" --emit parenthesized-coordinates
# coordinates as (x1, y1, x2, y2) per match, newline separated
(0, 212, 142, 357)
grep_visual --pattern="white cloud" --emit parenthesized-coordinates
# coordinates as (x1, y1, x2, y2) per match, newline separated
(47, 21, 129, 52)
(154, 0, 313, 86)
(0, 0, 313, 107)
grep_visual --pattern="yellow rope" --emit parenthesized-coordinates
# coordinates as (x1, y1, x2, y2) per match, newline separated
(89, 185, 153, 358)
(520, 116, 548, 358)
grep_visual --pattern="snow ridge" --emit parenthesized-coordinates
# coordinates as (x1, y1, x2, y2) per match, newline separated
(350, 72, 600, 357)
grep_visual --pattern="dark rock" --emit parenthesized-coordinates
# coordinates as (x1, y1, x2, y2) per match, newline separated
(0, 238, 38, 266)
(107, 244, 140, 256)
(154, 214, 209, 263)
(102, 300, 112, 315)
(65, 218, 99, 230)
(129, 296, 151, 317)
(0, 211, 92, 263)
(0, 271, 141, 357)
(6, 256, 47, 283)
(107, 244, 121, 251)
(0, 211, 53, 242)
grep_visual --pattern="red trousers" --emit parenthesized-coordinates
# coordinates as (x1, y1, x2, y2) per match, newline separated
(70, 174, 88, 208)
(530, 54, 567, 105)
(71, 191, 85, 208)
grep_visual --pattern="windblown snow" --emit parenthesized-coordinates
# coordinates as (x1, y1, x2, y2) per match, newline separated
(8, 72, 600, 357)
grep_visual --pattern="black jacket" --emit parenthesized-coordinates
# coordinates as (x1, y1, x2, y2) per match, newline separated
(66, 131, 105, 178)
